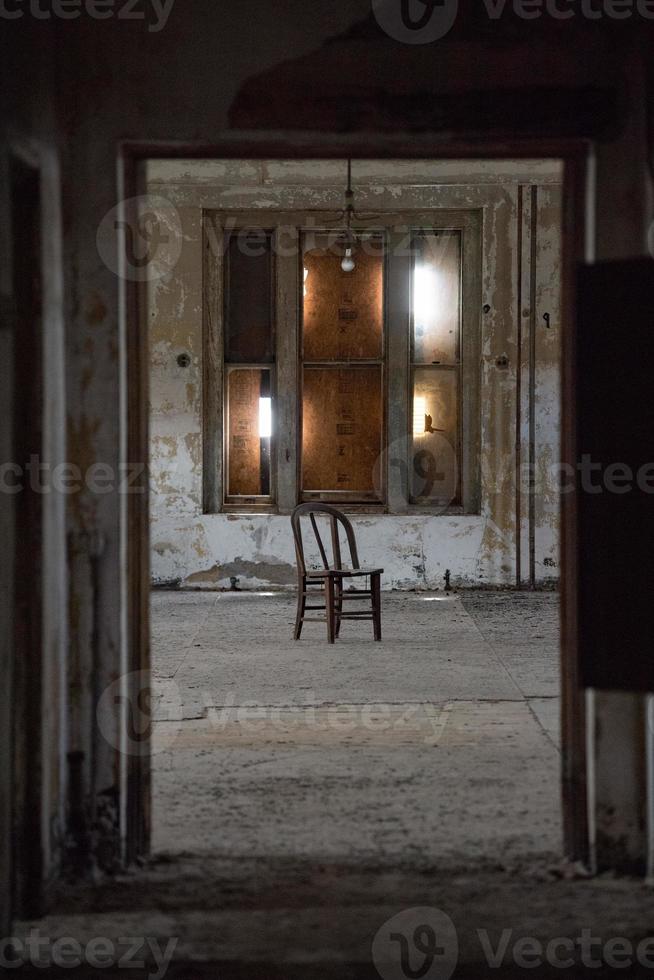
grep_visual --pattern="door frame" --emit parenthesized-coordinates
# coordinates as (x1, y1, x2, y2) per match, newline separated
(121, 135, 590, 865)
(4, 145, 45, 925)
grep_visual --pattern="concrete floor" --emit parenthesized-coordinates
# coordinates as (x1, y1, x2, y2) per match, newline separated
(151, 589, 561, 865)
(20, 591, 654, 977)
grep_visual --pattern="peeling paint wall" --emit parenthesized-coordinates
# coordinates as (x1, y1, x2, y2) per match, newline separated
(148, 160, 563, 590)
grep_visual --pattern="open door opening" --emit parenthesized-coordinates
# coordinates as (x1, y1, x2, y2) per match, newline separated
(130, 153, 582, 874)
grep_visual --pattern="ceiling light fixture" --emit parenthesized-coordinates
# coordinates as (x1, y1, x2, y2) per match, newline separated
(326, 160, 380, 274)
(340, 160, 357, 273)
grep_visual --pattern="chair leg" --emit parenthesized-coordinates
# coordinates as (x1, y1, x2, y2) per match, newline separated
(371, 573, 382, 642)
(294, 577, 306, 640)
(335, 578, 343, 638)
(325, 575, 336, 644)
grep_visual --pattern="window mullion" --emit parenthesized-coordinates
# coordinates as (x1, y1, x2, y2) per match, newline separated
(387, 231, 411, 513)
(275, 227, 299, 514)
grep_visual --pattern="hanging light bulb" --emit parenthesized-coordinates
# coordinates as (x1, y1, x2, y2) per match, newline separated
(341, 247, 355, 273)
(339, 160, 357, 272)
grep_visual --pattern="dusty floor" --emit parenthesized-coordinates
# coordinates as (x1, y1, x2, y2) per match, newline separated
(26, 854, 654, 978)
(151, 589, 561, 865)
(19, 591, 654, 977)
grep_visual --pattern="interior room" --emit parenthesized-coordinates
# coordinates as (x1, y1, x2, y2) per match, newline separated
(147, 157, 563, 862)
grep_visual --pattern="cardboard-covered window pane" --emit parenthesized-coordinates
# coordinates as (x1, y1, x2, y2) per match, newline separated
(303, 367, 382, 496)
(225, 232, 273, 363)
(411, 367, 460, 506)
(412, 232, 461, 365)
(302, 237, 383, 361)
(227, 368, 272, 497)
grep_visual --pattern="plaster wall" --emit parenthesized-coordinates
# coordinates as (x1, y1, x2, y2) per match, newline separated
(147, 160, 563, 590)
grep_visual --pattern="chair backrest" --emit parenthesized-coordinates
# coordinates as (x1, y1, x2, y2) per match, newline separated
(291, 503, 360, 576)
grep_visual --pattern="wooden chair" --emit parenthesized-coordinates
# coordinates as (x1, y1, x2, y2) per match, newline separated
(291, 503, 383, 643)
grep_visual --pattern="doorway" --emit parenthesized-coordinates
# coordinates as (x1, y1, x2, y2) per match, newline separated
(129, 153, 580, 869)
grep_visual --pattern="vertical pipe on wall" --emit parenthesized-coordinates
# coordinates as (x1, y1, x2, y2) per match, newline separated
(515, 187, 524, 589)
(516, 183, 539, 590)
(528, 185, 538, 590)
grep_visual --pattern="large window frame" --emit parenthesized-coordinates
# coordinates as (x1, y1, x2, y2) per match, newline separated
(203, 209, 481, 516)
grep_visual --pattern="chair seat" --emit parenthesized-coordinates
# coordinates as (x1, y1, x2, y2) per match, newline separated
(306, 567, 384, 578)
